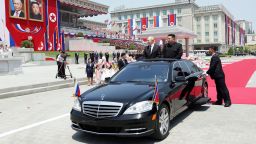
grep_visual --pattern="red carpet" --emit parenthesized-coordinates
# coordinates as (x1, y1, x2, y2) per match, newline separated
(207, 59, 256, 104)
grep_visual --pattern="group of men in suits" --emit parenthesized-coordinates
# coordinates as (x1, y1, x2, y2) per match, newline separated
(143, 34, 183, 59)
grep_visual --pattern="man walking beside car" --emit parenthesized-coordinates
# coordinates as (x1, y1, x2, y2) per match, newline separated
(162, 34, 183, 59)
(207, 46, 231, 107)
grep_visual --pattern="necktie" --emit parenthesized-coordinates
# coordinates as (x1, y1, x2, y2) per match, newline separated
(15, 11, 19, 17)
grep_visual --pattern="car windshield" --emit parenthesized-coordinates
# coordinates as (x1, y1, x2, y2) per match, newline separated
(111, 63, 169, 83)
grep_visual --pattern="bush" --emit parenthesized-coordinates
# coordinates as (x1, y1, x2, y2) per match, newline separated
(100, 39, 110, 43)
(76, 32, 84, 37)
(21, 40, 34, 48)
(227, 48, 234, 55)
(129, 44, 136, 50)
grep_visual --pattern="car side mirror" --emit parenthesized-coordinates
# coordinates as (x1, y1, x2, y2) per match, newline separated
(105, 77, 111, 83)
(175, 76, 186, 82)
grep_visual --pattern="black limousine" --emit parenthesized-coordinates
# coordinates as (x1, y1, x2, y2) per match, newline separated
(70, 59, 210, 140)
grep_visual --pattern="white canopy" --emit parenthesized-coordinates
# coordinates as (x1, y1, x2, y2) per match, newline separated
(137, 26, 197, 39)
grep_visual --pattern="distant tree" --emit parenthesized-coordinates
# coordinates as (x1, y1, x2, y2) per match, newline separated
(227, 48, 234, 55)
(76, 32, 84, 37)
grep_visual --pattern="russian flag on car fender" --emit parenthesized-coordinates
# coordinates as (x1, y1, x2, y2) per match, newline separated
(74, 81, 80, 97)
(153, 76, 159, 105)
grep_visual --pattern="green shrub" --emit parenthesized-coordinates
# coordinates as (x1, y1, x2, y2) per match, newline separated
(21, 40, 34, 48)
(129, 44, 136, 50)
(76, 32, 84, 37)
(227, 48, 234, 55)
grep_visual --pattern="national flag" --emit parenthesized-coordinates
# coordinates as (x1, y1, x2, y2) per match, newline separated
(168, 14, 176, 26)
(74, 81, 81, 97)
(153, 16, 160, 27)
(141, 17, 148, 32)
(153, 76, 159, 105)
(127, 19, 133, 36)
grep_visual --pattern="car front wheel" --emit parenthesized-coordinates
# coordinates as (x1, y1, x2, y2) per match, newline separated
(153, 104, 170, 140)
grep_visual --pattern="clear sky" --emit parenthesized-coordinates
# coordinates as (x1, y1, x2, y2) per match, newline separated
(87, 0, 255, 31)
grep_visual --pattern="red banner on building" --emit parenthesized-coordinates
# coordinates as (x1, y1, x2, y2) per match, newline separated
(141, 17, 148, 32)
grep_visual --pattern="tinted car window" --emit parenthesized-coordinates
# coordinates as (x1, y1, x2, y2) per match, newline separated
(172, 62, 184, 80)
(185, 61, 200, 73)
(179, 61, 191, 77)
(111, 63, 169, 82)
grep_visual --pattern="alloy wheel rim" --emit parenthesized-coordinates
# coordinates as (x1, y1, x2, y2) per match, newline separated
(159, 107, 169, 136)
(204, 84, 208, 97)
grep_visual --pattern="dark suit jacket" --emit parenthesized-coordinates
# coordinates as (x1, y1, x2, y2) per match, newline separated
(118, 59, 128, 70)
(86, 63, 94, 75)
(162, 42, 183, 59)
(206, 54, 225, 79)
(143, 44, 161, 59)
(11, 11, 25, 18)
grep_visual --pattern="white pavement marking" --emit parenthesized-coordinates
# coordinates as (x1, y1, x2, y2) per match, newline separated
(0, 113, 69, 138)
(246, 71, 256, 88)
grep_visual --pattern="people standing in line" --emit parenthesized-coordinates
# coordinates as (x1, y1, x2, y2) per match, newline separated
(206, 46, 231, 107)
(75, 52, 79, 64)
(118, 53, 128, 70)
(83, 52, 87, 64)
(162, 34, 183, 59)
(86, 58, 94, 86)
(143, 36, 161, 59)
(105, 52, 110, 62)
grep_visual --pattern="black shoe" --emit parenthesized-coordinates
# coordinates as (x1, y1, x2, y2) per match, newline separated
(224, 103, 232, 107)
(212, 101, 222, 105)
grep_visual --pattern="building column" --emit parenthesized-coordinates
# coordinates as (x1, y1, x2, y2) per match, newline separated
(185, 38, 189, 57)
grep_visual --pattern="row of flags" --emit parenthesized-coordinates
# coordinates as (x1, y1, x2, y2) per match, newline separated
(225, 15, 245, 46)
(126, 14, 177, 36)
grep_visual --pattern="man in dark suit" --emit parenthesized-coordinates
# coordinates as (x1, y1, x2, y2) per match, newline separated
(11, 0, 25, 18)
(74, 52, 79, 64)
(105, 52, 110, 62)
(118, 53, 128, 70)
(83, 52, 88, 64)
(207, 46, 231, 107)
(162, 34, 183, 59)
(143, 36, 161, 59)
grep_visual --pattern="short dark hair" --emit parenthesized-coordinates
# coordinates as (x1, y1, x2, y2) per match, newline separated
(209, 46, 218, 52)
(31, 2, 39, 7)
(168, 34, 176, 39)
(121, 53, 126, 57)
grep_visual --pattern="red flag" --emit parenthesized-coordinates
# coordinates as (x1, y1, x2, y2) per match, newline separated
(141, 17, 148, 31)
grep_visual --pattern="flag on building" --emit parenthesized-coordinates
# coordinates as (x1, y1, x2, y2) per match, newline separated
(141, 17, 148, 32)
(168, 14, 176, 26)
(127, 19, 133, 36)
(153, 16, 160, 27)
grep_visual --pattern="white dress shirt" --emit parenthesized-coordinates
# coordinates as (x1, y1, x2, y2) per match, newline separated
(13, 11, 21, 17)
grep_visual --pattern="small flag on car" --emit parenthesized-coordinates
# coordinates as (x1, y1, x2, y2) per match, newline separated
(73, 80, 80, 97)
(153, 75, 159, 105)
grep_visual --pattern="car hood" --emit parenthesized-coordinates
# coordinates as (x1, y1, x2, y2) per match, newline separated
(81, 83, 162, 103)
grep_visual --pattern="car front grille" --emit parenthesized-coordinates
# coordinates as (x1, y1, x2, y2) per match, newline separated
(82, 101, 123, 118)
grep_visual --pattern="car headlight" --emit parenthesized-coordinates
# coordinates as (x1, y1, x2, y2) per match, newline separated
(123, 101, 154, 115)
(72, 99, 81, 112)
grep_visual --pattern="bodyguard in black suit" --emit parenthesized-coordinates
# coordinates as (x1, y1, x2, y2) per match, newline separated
(105, 52, 110, 62)
(162, 34, 183, 59)
(83, 53, 87, 64)
(207, 46, 231, 107)
(75, 52, 79, 64)
(143, 36, 161, 59)
(118, 53, 128, 70)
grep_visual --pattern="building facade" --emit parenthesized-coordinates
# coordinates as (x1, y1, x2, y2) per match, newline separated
(110, 0, 246, 52)
(236, 20, 253, 34)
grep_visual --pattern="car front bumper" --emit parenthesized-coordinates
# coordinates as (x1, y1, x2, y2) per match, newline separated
(70, 109, 156, 137)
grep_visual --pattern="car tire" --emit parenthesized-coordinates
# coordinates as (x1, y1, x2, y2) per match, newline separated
(153, 104, 170, 140)
(202, 82, 208, 98)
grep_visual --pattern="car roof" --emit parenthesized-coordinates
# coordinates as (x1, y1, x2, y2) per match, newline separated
(135, 58, 187, 64)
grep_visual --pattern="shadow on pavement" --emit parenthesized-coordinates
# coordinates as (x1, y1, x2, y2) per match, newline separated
(72, 105, 210, 144)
